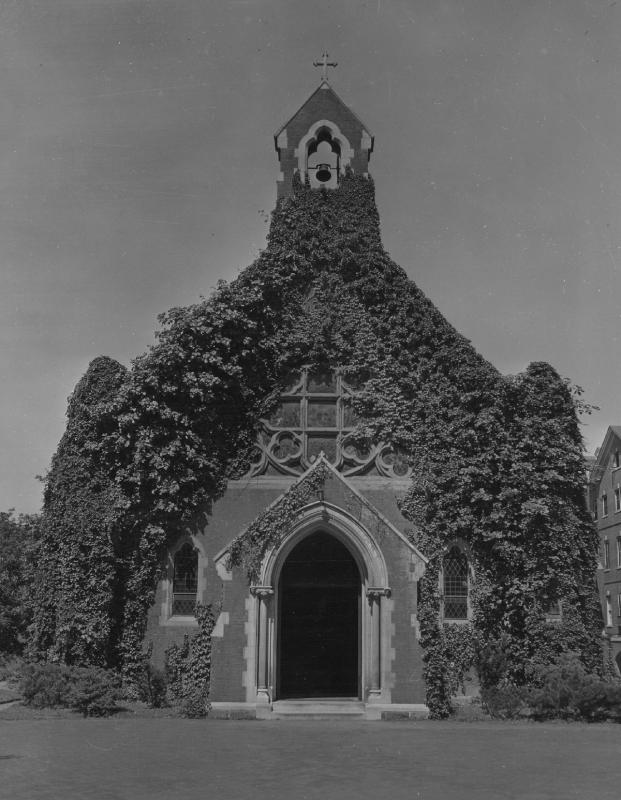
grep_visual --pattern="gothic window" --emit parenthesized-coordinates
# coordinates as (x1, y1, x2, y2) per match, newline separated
(243, 366, 413, 479)
(442, 546, 469, 621)
(603, 539, 610, 569)
(602, 493, 609, 517)
(172, 542, 198, 616)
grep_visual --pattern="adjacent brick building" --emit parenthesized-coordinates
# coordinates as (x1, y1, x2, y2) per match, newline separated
(587, 426, 621, 675)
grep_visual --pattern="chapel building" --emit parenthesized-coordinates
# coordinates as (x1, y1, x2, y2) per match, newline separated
(141, 74, 469, 719)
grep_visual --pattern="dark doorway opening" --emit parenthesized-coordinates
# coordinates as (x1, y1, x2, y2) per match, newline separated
(278, 531, 360, 698)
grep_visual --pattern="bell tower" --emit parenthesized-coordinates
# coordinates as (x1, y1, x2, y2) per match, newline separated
(274, 55, 374, 200)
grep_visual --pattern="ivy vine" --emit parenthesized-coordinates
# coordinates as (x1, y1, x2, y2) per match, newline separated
(227, 459, 330, 582)
(29, 173, 602, 716)
(164, 603, 215, 717)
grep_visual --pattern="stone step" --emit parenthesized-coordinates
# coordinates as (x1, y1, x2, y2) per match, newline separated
(271, 699, 366, 718)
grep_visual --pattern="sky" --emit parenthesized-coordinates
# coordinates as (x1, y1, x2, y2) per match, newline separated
(2, 0, 620, 514)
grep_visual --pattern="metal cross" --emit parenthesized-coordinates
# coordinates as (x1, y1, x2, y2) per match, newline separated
(313, 52, 338, 82)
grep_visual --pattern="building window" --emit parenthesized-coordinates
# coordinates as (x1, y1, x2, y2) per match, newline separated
(172, 542, 198, 616)
(617, 537, 621, 568)
(602, 493, 609, 517)
(244, 365, 412, 479)
(614, 451, 620, 469)
(442, 546, 469, 620)
(615, 487, 621, 512)
(617, 594, 621, 619)
(545, 600, 562, 622)
(606, 594, 613, 627)
(604, 539, 610, 569)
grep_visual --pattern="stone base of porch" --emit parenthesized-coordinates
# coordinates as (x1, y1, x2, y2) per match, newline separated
(208, 700, 430, 721)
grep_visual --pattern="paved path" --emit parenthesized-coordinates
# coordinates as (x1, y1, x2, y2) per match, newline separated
(1, 718, 620, 800)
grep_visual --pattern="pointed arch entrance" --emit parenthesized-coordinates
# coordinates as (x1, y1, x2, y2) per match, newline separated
(279, 531, 360, 698)
(251, 501, 392, 708)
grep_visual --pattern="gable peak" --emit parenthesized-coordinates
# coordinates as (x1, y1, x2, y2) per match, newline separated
(274, 79, 374, 200)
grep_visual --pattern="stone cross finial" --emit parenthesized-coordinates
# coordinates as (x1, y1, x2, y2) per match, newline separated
(313, 51, 338, 83)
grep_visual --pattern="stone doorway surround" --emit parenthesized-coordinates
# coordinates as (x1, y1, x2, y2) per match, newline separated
(251, 502, 392, 718)
(210, 459, 429, 720)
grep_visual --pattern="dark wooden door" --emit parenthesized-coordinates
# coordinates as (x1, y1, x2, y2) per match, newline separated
(279, 532, 360, 698)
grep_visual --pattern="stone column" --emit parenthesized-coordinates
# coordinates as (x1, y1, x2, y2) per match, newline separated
(250, 586, 274, 705)
(365, 587, 391, 700)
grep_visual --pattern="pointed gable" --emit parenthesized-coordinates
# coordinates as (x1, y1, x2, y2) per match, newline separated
(215, 455, 426, 583)
(589, 425, 621, 489)
(274, 83, 374, 199)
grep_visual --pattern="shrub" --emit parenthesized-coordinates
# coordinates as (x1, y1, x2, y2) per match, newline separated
(527, 653, 621, 722)
(475, 634, 511, 690)
(136, 661, 168, 709)
(178, 689, 208, 719)
(572, 680, 621, 722)
(0, 654, 24, 687)
(20, 662, 121, 716)
(65, 666, 121, 717)
(20, 662, 72, 708)
(480, 683, 528, 719)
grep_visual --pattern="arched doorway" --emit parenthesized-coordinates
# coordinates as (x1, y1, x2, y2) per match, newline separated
(278, 531, 360, 698)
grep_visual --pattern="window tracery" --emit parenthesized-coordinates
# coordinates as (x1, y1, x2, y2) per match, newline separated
(172, 542, 198, 616)
(442, 545, 470, 621)
(242, 366, 412, 479)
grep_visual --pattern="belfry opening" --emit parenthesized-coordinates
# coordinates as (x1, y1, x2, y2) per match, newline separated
(278, 531, 360, 699)
(307, 128, 341, 189)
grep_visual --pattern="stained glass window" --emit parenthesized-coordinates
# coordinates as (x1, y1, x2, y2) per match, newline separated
(247, 367, 413, 478)
(307, 435, 338, 463)
(269, 401, 301, 428)
(308, 369, 336, 393)
(262, 368, 355, 469)
(172, 542, 198, 616)
(443, 546, 469, 620)
(307, 401, 337, 428)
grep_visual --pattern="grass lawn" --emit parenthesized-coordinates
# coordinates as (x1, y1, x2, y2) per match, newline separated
(0, 715, 620, 800)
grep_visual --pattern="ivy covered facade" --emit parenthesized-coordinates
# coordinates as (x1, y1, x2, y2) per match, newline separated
(30, 78, 602, 718)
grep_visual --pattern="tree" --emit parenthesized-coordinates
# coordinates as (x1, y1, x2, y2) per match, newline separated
(0, 510, 40, 655)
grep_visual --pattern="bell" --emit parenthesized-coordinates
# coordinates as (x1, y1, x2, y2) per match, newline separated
(315, 164, 332, 182)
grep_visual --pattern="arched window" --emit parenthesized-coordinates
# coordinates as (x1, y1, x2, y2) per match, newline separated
(442, 546, 469, 621)
(172, 542, 198, 616)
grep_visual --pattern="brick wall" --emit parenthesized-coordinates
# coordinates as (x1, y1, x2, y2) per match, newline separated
(275, 85, 373, 199)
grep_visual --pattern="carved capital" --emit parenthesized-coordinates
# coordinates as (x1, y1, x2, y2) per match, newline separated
(250, 585, 274, 599)
(366, 587, 392, 600)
